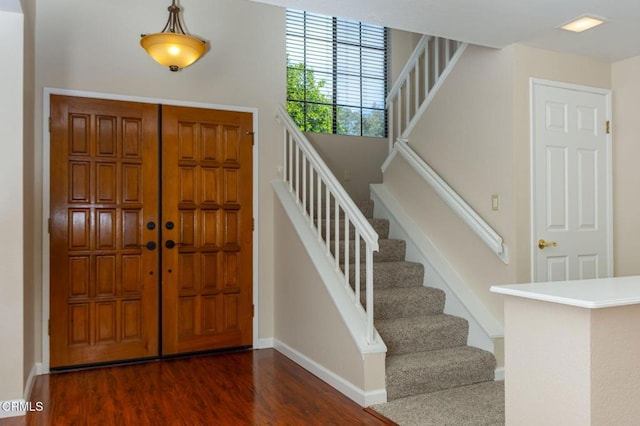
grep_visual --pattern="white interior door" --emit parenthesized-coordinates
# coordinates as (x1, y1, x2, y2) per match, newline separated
(531, 79, 612, 282)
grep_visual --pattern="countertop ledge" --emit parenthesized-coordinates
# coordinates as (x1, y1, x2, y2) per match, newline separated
(490, 275, 640, 309)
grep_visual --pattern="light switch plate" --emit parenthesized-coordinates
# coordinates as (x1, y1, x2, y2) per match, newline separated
(491, 194, 500, 211)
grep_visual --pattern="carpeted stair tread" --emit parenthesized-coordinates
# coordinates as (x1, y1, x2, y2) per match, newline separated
(385, 346, 497, 400)
(373, 287, 445, 320)
(333, 239, 406, 263)
(376, 314, 468, 355)
(348, 261, 425, 289)
(316, 217, 390, 240)
(371, 381, 504, 426)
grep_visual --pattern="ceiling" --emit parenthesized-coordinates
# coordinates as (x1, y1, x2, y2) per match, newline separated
(250, 0, 640, 63)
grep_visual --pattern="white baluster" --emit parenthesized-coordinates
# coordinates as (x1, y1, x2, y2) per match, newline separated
(344, 217, 350, 288)
(334, 202, 340, 270)
(283, 128, 288, 181)
(295, 145, 300, 203)
(405, 77, 411, 130)
(317, 178, 322, 241)
(415, 58, 420, 115)
(388, 102, 394, 154)
(288, 134, 293, 192)
(325, 188, 330, 255)
(309, 165, 314, 227)
(425, 42, 431, 95)
(354, 230, 361, 304)
(366, 246, 374, 344)
(434, 37, 441, 80)
(302, 155, 307, 214)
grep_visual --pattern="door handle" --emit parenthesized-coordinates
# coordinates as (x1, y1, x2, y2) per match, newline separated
(143, 241, 157, 251)
(538, 239, 557, 250)
(165, 240, 179, 249)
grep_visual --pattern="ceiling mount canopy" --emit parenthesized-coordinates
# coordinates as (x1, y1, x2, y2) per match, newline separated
(140, 0, 207, 72)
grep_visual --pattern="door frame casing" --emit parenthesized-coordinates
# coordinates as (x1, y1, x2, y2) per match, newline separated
(529, 78, 613, 282)
(42, 88, 261, 373)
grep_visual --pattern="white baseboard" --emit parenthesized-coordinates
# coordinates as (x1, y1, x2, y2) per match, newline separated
(255, 338, 274, 349)
(0, 362, 44, 419)
(0, 399, 26, 419)
(24, 362, 43, 401)
(495, 367, 505, 381)
(274, 339, 386, 407)
(0, 399, 44, 418)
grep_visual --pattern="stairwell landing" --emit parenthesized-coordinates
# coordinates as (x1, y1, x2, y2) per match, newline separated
(343, 199, 504, 425)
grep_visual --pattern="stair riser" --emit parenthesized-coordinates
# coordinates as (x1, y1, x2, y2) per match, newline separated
(378, 318, 469, 356)
(348, 262, 424, 289)
(373, 292, 445, 319)
(387, 367, 495, 401)
(331, 240, 406, 264)
(386, 349, 497, 400)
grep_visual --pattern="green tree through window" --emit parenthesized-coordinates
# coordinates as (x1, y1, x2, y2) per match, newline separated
(286, 62, 333, 133)
(286, 9, 388, 137)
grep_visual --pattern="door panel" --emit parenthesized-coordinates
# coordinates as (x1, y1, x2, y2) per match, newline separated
(50, 96, 253, 366)
(50, 95, 159, 368)
(532, 82, 611, 282)
(161, 105, 253, 355)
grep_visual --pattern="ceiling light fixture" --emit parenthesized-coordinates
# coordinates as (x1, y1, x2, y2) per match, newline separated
(140, 0, 207, 72)
(560, 15, 605, 33)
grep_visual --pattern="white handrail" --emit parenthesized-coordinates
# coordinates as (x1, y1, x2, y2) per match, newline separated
(382, 140, 509, 264)
(275, 104, 381, 344)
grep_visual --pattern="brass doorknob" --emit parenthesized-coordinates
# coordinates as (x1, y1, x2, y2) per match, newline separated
(538, 239, 557, 250)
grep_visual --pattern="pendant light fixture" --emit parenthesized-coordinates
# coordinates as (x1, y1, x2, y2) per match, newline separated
(140, 0, 207, 72)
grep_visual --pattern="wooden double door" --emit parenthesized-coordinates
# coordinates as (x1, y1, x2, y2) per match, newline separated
(50, 95, 253, 368)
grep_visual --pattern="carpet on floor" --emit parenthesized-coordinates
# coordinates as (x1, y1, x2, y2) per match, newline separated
(371, 381, 505, 426)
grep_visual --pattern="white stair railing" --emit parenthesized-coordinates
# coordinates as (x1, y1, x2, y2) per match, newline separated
(275, 104, 380, 344)
(386, 35, 467, 152)
(384, 35, 509, 263)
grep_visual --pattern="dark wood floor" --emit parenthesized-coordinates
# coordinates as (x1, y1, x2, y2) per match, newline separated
(0, 349, 394, 425)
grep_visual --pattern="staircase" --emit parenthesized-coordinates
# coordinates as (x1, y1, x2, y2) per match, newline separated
(275, 30, 504, 419)
(342, 199, 497, 408)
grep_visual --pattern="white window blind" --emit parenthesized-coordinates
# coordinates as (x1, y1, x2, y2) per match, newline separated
(286, 9, 388, 137)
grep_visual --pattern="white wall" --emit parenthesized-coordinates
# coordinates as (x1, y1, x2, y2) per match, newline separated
(21, 0, 37, 395)
(383, 44, 518, 324)
(611, 56, 640, 276)
(383, 43, 614, 326)
(0, 8, 25, 406)
(306, 133, 387, 201)
(32, 0, 285, 365)
(273, 188, 385, 404)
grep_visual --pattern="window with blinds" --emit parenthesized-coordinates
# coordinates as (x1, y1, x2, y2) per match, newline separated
(286, 9, 388, 138)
